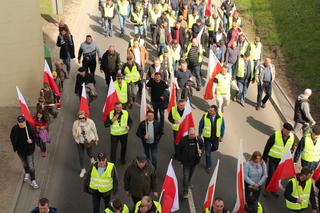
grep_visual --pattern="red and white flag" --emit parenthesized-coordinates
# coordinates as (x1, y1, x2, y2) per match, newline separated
(175, 99, 194, 144)
(161, 159, 179, 213)
(140, 82, 148, 122)
(16, 86, 35, 126)
(265, 148, 296, 192)
(232, 141, 245, 213)
(203, 160, 220, 211)
(312, 164, 320, 181)
(79, 83, 90, 118)
(204, 50, 222, 100)
(196, 26, 205, 45)
(168, 26, 173, 44)
(43, 60, 61, 97)
(167, 76, 176, 113)
(102, 78, 119, 121)
(205, 0, 212, 17)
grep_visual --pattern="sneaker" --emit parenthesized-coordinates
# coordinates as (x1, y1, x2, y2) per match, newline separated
(24, 173, 30, 182)
(80, 168, 86, 178)
(256, 106, 260, 111)
(183, 192, 188, 199)
(90, 158, 96, 164)
(41, 151, 48, 157)
(261, 103, 266, 108)
(30, 180, 39, 189)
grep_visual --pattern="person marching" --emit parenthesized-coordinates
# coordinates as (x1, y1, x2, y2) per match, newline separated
(134, 196, 161, 213)
(114, 73, 129, 109)
(104, 198, 129, 213)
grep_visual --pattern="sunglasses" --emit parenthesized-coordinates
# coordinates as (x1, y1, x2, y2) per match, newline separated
(78, 117, 86, 120)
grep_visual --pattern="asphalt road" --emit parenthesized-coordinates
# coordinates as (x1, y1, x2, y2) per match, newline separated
(15, 0, 289, 212)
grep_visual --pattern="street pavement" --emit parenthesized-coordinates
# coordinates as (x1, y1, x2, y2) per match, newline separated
(15, 0, 289, 212)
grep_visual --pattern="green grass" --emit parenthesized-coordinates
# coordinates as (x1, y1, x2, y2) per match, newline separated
(234, 0, 320, 115)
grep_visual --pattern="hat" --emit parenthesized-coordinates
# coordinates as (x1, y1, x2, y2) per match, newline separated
(17, 115, 25, 123)
(116, 73, 123, 78)
(283, 122, 293, 131)
(97, 152, 107, 161)
(78, 67, 86, 72)
(136, 153, 147, 162)
(312, 126, 320, 135)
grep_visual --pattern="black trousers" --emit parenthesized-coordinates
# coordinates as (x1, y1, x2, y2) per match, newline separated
(92, 192, 110, 213)
(83, 59, 97, 76)
(110, 134, 128, 163)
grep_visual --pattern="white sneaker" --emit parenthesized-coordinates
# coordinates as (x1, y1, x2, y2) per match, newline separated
(80, 168, 86, 178)
(23, 173, 30, 182)
(30, 180, 39, 189)
(90, 158, 96, 164)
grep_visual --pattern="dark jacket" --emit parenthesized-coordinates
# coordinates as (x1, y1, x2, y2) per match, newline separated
(171, 27, 187, 49)
(294, 94, 315, 124)
(136, 120, 163, 144)
(30, 207, 58, 213)
(74, 73, 95, 96)
(177, 135, 203, 166)
(10, 122, 36, 156)
(191, 23, 204, 38)
(146, 79, 168, 103)
(153, 26, 168, 45)
(100, 50, 121, 81)
(147, 64, 168, 82)
(124, 160, 157, 198)
(56, 34, 75, 59)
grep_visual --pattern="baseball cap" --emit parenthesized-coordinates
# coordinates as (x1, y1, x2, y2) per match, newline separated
(136, 153, 147, 162)
(97, 152, 107, 161)
(17, 115, 25, 123)
(283, 122, 293, 131)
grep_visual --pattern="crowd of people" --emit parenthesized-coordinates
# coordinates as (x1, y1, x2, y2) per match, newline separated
(8, 0, 319, 212)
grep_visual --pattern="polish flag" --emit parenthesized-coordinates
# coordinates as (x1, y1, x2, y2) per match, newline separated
(168, 27, 173, 44)
(312, 164, 320, 181)
(232, 141, 245, 213)
(43, 60, 61, 97)
(102, 78, 119, 121)
(205, 0, 212, 17)
(196, 26, 205, 45)
(203, 160, 220, 211)
(161, 159, 179, 213)
(79, 83, 90, 118)
(16, 86, 35, 126)
(167, 76, 176, 113)
(265, 148, 296, 192)
(204, 50, 222, 100)
(140, 82, 148, 122)
(175, 99, 194, 144)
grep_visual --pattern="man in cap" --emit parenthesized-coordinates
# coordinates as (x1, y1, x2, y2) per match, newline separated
(114, 73, 129, 108)
(124, 154, 157, 205)
(74, 66, 95, 98)
(85, 152, 118, 213)
(10, 115, 39, 189)
(100, 45, 121, 86)
(262, 122, 295, 197)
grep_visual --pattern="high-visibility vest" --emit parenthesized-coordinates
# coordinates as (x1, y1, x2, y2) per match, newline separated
(167, 14, 176, 27)
(89, 163, 114, 193)
(301, 134, 320, 162)
(103, 4, 115, 18)
(132, 10, 143, 25)
(268, 130, 294, 159)
(134, 200, 162, 213)
(114, 80, 128, 104)
(216, 73, 232, 95)
(250, 42, 262, 60)
(118, 0, 130, 16)
(286, 178, 312, 210)
(109, 110, 129, 135)
(171, 107, 183, 131)
(159, 3, 168, 12)
(228, 16, 242, 30)
(207, 17, 221, 32)
(257, 202, 263, 213)
(236, 58, 254, 79)
(149, 9, 161, 25)
(124, 64, 140, 83)
(202, 112, 223, 138)
(186, 43, 204, 63)
(239, 40, 249, 55)
(104, 204, 130, 213)
(169, 46, 181, 62)
(188, 14, 199, 29)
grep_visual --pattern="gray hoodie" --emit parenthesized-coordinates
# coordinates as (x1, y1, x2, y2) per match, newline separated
(294, 94, 315, 124)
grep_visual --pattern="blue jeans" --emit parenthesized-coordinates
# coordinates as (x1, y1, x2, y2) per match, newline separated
(104, 18, 113, 35)
(119, 15, 126, 34)
(143, 17, 148, 35)
(18, 153, 35, 180)
(189, 63, 201, 89)
(143, 142, 158, 169)
(62, 52, 71, 73)
(227, 63, 237, 77)
(223, 14, 228, 31)
(237, 80, 250, 104)
(157, 43, 167, 56)
(152, 101, 164, 128)
(134, 25, 144, 36)
(301, 160, 318, 171)
(204, 138, 219, 169)
(257, 82, 272, 107)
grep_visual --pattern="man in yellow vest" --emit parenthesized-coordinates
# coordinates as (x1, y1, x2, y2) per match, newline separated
(85, 152, 118, 213)
(284, 167, 317, 213)
(116, 0, 130, 36)
(238, 33, 249, 56)
(250, 36, 263, 76)
(114, 73, 129, 109)
(206, 12, 222, 46)
(134, 196, 161, 213)
(104, 102, 133, 164)
(198, 105, 225, 174)
(203, 197, 230, 213)
(131, 3, 144, 37)
(212, 64, 232, 112)
(262, 122, 295, 197)
(102, 0, 116, 37)
(168, 99, 186, 159)
(294, 126, 320, 171)
(104, 198, 129, 213)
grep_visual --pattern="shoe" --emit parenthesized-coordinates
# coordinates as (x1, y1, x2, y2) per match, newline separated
(271, 192, 279, 198)
(261, 103, 266, 108)
(196, 87, 201, 91)
(239, 102, 245, 107)
(231, 96, 236, 101)
(189, 184, 194, 189)
(30, 180, 39, 189)
(206, 168, 211, 174)
(109, 34, 112, 37)
(90, 158, 96, 164)
(120, 33, 124, 37)
(80, 168, 86, 178)
(41, 151, 48, 157)
(183, 192, 188, 199)
(256, 106, 260, 111)
(24, 173, 30, 182)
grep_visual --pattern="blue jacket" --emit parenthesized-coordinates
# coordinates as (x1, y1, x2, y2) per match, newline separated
(31, 207, 58, 213)
(198, 113, 225, 139)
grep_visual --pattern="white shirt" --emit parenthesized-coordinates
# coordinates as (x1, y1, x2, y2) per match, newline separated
(133, 48, 141, 65)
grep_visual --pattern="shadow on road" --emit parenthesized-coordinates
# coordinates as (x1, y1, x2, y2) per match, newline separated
(246, 116, 275, 136)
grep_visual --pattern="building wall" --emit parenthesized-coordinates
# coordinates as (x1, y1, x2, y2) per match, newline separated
(0, 0, 43, 106)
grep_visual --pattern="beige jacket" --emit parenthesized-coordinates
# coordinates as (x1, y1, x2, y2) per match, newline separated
(72, 118, 99, 144)
(127, 46, 149, 70)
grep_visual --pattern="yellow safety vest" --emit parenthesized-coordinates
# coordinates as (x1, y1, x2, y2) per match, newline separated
(286, 178, 312, 210)
(103, 4, 115, 18)
(268, 130, 294, 159)
(104, 204, 130, 213)
(109, 110, 129, 135)
(228, 16, 242, 30)
(236, 58, 254, 79)
(171, 107, 182, 131)
(207, 17, 220, 32)
(239, 40, 249, 55)
(134, 200, 162, 213)
(114, 80, 128, 104)
(89, 163, 114, 193)
(186, 43, 204, 63)
(202, 112, 223, 138)
(188, 14, 199, 29)
(118, 0, 130, 16)
(167, 14, 176, 27)
(149, 10, 161, 25)
(124, 64, 140, 83)
(216, 73, 232, 95)
(159, 3, 168, 13)
(301, 134, 320, 162)
(132, 10, 143, 26)
(250, 42, 262, 60)
(257, 202, 263, 213)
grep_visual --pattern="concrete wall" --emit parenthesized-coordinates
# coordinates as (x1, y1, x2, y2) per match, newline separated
(0, 0, 43, 106)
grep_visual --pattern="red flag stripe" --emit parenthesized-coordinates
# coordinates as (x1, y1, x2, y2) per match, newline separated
(175, 113, 194, 144)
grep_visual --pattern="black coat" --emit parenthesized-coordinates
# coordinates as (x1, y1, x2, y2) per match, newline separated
(100, 50, 121, 81)
(10, 122, 36, 156)
(147, 64, 168, 82)
(56, 34, 75, 59)
(74, 73, 95, 96)
(136, 120, 163, 144)
(171, 27, 187, 49)
(177, 135, 203, 166)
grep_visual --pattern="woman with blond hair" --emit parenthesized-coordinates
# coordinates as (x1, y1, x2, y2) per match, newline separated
(72, 111, 99, 178)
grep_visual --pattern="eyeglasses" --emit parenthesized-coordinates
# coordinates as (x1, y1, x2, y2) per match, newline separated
(78, 117, 86, 120)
